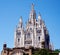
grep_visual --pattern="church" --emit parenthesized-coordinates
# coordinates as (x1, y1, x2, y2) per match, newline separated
(1, 4, 51, 55)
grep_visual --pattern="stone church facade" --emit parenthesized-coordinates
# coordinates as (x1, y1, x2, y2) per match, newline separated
(14, 4, 50, 49)
(1, 4, 50, 55)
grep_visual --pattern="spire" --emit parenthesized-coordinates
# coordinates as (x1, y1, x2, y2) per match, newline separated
(29, 3, 36, 25)
(38, 12, 42, 27)
(38, 12, 41, 20)
(18, 16, 23, 28)
(31, 3, 34, 10)
(19, 16, 22, 24)
(30, 3, 35, 14)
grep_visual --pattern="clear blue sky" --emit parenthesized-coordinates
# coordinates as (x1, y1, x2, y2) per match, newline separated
(0, 0, 60, 52)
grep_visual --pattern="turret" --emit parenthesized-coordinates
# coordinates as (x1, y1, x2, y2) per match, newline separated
(14, 16, 24, 47)
(29, 3, 36, 25)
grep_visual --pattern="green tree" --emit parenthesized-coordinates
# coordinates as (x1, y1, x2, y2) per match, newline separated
(32, 49, 49, 55)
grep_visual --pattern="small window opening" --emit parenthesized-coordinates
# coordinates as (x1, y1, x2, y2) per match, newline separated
(18, 38, 20, 42)
(38, 37, 40, 41)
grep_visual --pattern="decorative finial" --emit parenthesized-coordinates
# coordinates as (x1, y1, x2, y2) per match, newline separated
(19, 16, 22, 23)
(38, 12, 41, 20)
(31, 3, 34, 10)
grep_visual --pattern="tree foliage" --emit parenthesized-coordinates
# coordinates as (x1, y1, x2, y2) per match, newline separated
(32, 49, 49, 55)
(32, 49, 59, 55)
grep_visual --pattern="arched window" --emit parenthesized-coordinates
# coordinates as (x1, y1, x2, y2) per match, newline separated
(37, 30, 41, 33)
(17, 32, 21, 35)
(30, 28, 32, 30)
(38, 36, 40, 41)
(18, 38, 20, 42)
(27, 33, 31, 39)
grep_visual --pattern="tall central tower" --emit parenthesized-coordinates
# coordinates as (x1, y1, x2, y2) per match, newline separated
(14, 4, 50, 49)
